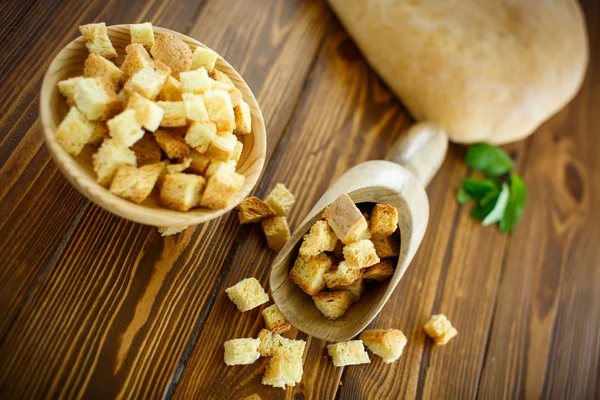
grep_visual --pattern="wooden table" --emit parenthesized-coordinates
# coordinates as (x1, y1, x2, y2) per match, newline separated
(0, 1, 598, 398)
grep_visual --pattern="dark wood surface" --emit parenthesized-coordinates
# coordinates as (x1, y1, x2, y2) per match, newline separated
(0, 0, 598, 398)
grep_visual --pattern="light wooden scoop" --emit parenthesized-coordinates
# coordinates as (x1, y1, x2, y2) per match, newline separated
(270, 122, 448, 342)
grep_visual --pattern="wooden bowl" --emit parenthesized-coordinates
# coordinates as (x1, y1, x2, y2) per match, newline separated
(40, 25, 266, 227)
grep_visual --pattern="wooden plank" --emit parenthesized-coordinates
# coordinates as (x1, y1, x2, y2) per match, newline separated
(0, 0, 37, 45)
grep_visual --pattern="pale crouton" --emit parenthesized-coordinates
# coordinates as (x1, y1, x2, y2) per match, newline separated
(330, 277, 364, 301)
(88, 121, 109, 145)
(154, 128, 190, 159)
(185, 121, 216, 153)
(343, 239, 380, 269)
(299, 220, 338, 257)
(324, 194, 371, 244)
(160, 76, 183, 101)
(362, 260, 395, 282)
(83, 54, 124, 91)
(289, 253, 332, 295)
(150, 33, 192, 78)
(79, 22, 117, 59)
(179, 67, 213, 94)
(237, 197, 276, 224)
(372, 234, 400, 259)
(225, 277, 269, 312)
(204, 90, 235, 131)
(200, 170, 245, 210)
(223, 338, 261, 366)
(424, 314, 458, 346)
(74, 77, 122, 121)
(182, 93, 209, 121)
(131, 132, 162, 166)
(156, 101, 187, 127)
(234, 100, 252, 135)
(107, 109, 144, 147)
(205, 160, 236, 179)
(92, 138, 137, 186)
(57, 77, 84, 106)
(191, 46, 218, 72)
(188, 150, 210, 175)
(126, 92, 164, 132)
(231, 141, 243, 163)
(158, 225, 187, 236)
(324, 261, 362, 288)
(56, 107, 95, 156)
(369, 204, 399, 237)
(206, 133, 236, 161)
(261, 216, 290, 252)
(109, 162, 163, 203)
(262, 304, 291, 334)
(262, 354, 303, 389)
(327, 340, 371, 366)
(130, 22, 155, 50)
(265, 184, 295, 217)
(360, 329, 407, 364)
(159, 173, 206, 211)
(228, 88, 243, 108)
(313, 291, 355, 320)
(120, 43, 153, 78)
(257, 329, 305, 358)
(124, 62, 171, 100)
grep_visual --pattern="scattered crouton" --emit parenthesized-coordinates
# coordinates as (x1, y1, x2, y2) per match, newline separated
(424, 314, 458, 346)
(158, 225, 188, 236)
(74, 77, 122, 121)
(92, 138, 137, 186)
(191, 46, 218, 72)
(182, 93, 209, 121)
(343, 239, 380, 269)
(150, 33, 192, 78)
(231, 141, 243, 163)
(257, 329, 305, 358)
(124, 61, 171, 100)
(79, 22, 117, 59)
(369, 204, 399, 237)
(313, 291, 355, 320)
(56, 107, 96, 156)
(160, 76, 183, 101)
(188, 150, 211, 175)
(237, 197, 276, 224)
(121, 43, 153, 78)
(324, 194, 371, 244)
(261, 216, 290, 252)
(154, 128, 190, 159)
(265, 184, 295, 217)
(109, 162, 163, 203)
(225, 277, 269, 312)
(200, 170, 245, 209)
(107, 109, 145, 147)
(126, 92, 164, 132)
(130, 22, 155, 50)
(156, 100, 187, 127)
(223, 338, 261, 366)
(206, 133, 236, 161)
(83, 54, 124, 91)
(262, 354, 303, 389)
(330, 277, 364, 301)
(180, 67, 213, 94)
(324, 261, 362, 288)
(360, 329, 407, 364)
(372, 234, 400, 259)
(299, 220, 338, 257)
(327, 340, 371, 366)
(362, 260, 395, 282)
(185, 121, 216, 153)
(262, 304, 291, 334)
(204, 89, 235, 131)
(57, 77, 84, 106)
(131, 132, 162, 166)
(234, 100, 252, 135)
(159, 172, 205, 211)
(205, 160, 236, 179)
(289, 253, 332, 295)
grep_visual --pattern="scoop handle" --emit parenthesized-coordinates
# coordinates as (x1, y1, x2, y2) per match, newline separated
(385, 122, 448, 187)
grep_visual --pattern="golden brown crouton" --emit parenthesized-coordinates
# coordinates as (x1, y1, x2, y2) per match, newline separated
(83, 54, 124, 91)
(109, 162, 163, 203)
(223, 338, 261, 366)
(107, 109, 144, 147)
(159, 173, 206, 211)
(79, 22, 117, 59)
(327, 340, 371, 366)
(92, 138, 137, 186)
(257, 329, 305, 358)
(330, 277, 364, 301)
(362, 260, 395, 282)
(209, 69, 234, 87)
(151, 33, 192, 78)
(262, 354, 303, 389)
(372, 233, 400, 259)
(360, 329, 407, 363)
(185, 121, 216, 153)
(199, 170, 245, 210)
(131, 132, 162, 166)
(74, 77, 122, 121)
(188, 150, 210, 175)
(129, 22, 155, 50)
(154, 128, 190, 159)
(204, 89, 235, 131)
(56, 107, 96, 156)
(343, 239, 380, 269)
(205, 160, 236, 179)
(120, 43, 153, 78)
(225, 277, 269, 312)
(234, 100, 252, 135)
(57, 77, 84, 106)
(289, 253, 332, 295)
(262, 304, 292, 334)
(369, 204, 399, 237)
(182, 93, 209, 121)
(261, 216, 291, 252)
(299, 220, 338, 257)
(160, 76, 183, 101)
(237, 197, 276, 224)
(424, 314, 458, 345)
(206, 132, 237, 161)
(157, 225, 188, 236)
(324, 261, 362, 288)
(324, 194, 371, 244)
(313, 291, 355, 320)
(126, 92, 164, 132)
(231, 141, 243, 163)
(124, 61, 171, 100)
(165, 158, 192, 175)
(156, 101, 187, 127)
(265, 183, 295, 217)
(191, 46, 218, 72)
(179, 67, 213, 94)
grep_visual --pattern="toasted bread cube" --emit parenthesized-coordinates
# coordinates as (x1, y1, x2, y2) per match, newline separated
(56, 107, 95, 156)
(223, 338, 261, 366)
(154, 128, 190, 159)
(121, 43, 153, 78)
(131, 132, 162, 166)
(156, 101, 186, 127)
(324, 261, 362, 288)
(210, 69, 234, 88)
(237, 197, 276, 224)
(372, 234, 400, 259)
(151, 33, 192, 78)
(424, 314, 458, 346)
(257, 329, 305, 358)
(228, 88, 243, 108)
(369, 204, 399, 237)
(188, 150, 211, 175)
(234, 100, 252, 135)
(205, 160, 236, 179)
(124, 62, 171, 100)
(88, 121, 109, 145)
(126, 92, 164, 132)
(206, 132, 236, 161)
(109, 162, 163, 203)
(343, 239, 380, 269)
(313, 291, 355, 320)
(362, 260, 395, 282)
(159, 173, 205, 211)
(360, 329, 407, 364)
(330, 277, 364, 301)
(265, 184, 295, 217)
(165, 158, 192, 175)
(157, 225, 187, 236)
(204, 90, 235, 131)
(83, 54, 124, 91)
(107, 109, 144, 147)
(79, 22, 117, 59)
(299, 220, 338, 257)
(74, 77, 122, 121)
(262, 304, 292, 334)
(160, 76, 183, 101)
(261, 216, 290, 252)
(327, 340, 371, 366)
(231, 141, 243, 163)
(191, 46, 218, 72)
(324, 194, 371, 244)
(130, 22, 155, 50)
(225, 277, 269, 312)
(92, 139, 137, 186)
(289, 253, 332, 295)
(185, 121, 216, 153)
(58, 77, 84, 106)
(179, 67, 213, 95)
(182, 93, 209, 121)
(200, 170, 244, 210)
(262, 354, 303, 389)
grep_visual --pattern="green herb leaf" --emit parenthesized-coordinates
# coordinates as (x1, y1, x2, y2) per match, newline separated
(465, 143, 514, 176)
(500, 174, 527, 233)
(461, 178, 498, 199)
(482, 183, 510, 226)
(471, 188, 500, 220)
(456, 188, 473, 204)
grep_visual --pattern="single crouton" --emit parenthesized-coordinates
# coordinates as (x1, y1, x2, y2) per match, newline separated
(327, 340, 371, 366)
(130, 22, 155, 50)
(262, 354, 303, 389)
(204, 90, 235, 131)
(107, 109, 144, 147)
(188, 150, 211, 175)
(56, 107, 95, 156)
(74, 77, 122, 121)
(362, 260, 395, 282)
(157, 225, 187, 236)
(151, 33, 192, 78)
(424, 314, 458, 346)
(372, 234, 400, 259)
(159, 173, 205, 211)
(88, 121, 109, 145)
(109, 162, 163, 203)
(257, 329, 305, 358)
(191, 46, 218, 72)
(223, 338, 261, 366)
(261, 216, 290, 252)
(165, 158, 192, 175)
(237, 197, 276, 224)
(231, 141, 243, 163)
(324, 261, 362, 288)
(324, 194, 371, 244)
(330, 277, 364, 301)
(343, 239, 380, 269)
(205, 160, 236, 179)
(185, 121, 216, 153)
(265, 184, 295, 217)
(160, 76, 183, 101)
(182, 93, 209, 121)
(92, 138, 137, 186)
(180, 67, 213, 94)
(156, 101, 187, 127)
(313, 291, 355, 320)
(228, 88, 243, 108)
(262, 304, 291, 334)
(79, 22, 117, 59)
(209, 69, 234, 88)
(206, 132, 237, 161)
(121, 43, 153, 78)
(131, 132, 162, 166)
(126, 92, 164, 132)
(200, 170, 245, 210)
(57, 77, 84, 106)
(234, 100, 252, 135)
(289, 253, 332, 295)
(154, 128, 190, 159)
(83, 54, 124, 91)
(299, 220, 338, 257)
(225, 277, 269, 312)
(124, 62, 171, 100)
(369, 204, 399, 237)
(360, 329, 407, 364)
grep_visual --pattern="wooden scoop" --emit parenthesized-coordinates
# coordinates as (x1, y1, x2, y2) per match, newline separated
(270, 122, 448, 342)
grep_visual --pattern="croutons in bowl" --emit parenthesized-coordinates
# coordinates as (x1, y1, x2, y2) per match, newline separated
(40, 24, 266, 226)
